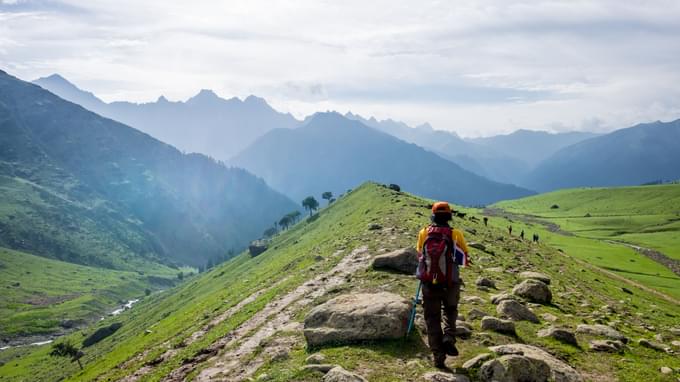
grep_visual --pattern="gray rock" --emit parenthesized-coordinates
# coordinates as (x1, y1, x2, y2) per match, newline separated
(467, 308, 489, 321)
(519, 271, 551, 285)
(476, 277, 496, 289)
(303, 292, 410, 347)
(456, 325, 473, 339)
(469, 242, 486, 251)
(660, 366, 673, 375)
(489, 344, 584, 382)
(670, 327, 680, 336)
(462, 353, 493, 369)
(497, 300, 540, 323)
(490, 292, 519, 305)
(249, 240, 268, 256)
(481, 316, 516, 335)
(589, 339, 623, 353)
(512, 279, 552, 304)
(463, 296, 486, 304)
(638, 338, 668, 352)
(304, 364, 338, 373)
(306, 353, 326, 364)
(541, 313, 558, 322)
(368, 223, 382, 231)
(371, 247, 418, 274)
(323, 366, 368, 382)
(479, 354, 551, 382)
(537, 327, 578, 346)
(671, 340, 680, 347)
(423, 371, 471, 382)
(576, 324, 628, 343)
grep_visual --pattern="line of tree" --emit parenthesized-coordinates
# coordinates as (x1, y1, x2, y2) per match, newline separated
(302, 196, 320, 217)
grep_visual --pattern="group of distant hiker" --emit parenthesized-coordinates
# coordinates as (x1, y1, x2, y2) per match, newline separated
(507, 225, 539, 242)
(411, 204, 541, 369)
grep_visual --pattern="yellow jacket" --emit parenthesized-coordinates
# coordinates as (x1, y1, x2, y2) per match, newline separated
(416, 226, 469, 255)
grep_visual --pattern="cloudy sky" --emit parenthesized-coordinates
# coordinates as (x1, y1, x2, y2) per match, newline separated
(1, 0, 680, 136)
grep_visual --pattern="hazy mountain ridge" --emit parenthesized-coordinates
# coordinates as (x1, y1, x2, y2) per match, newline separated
(33, 74, 301, 160)
(232, 112, 533, 205)
(525, 119, 680, 191)
(2, 70, 299, 268)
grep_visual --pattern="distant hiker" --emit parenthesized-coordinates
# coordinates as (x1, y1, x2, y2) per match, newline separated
(416, 202, 470, 369)
(520, 230, 525, 240)
(535, 233, 540, 243)
(508, 225, 513, 235)
(532, 233, 537, 242)
(483, 217, 488, 227)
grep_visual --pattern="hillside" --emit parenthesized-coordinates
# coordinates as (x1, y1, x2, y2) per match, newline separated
(525, 120, 680, 191)
(33, 74, 301, 160)
(3, 183, 679, 381)
(492, 184, 680, 293)
(1, 70, 299, 268)
(231, 112, 533, 205)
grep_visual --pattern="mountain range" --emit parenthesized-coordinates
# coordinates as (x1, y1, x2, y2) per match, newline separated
(231, 112, 534, 205)
(1, 70, 298, 269)
(33, 74, 300, 160)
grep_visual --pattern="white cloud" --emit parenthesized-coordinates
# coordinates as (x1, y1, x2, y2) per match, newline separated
(1, 0, 679, 136)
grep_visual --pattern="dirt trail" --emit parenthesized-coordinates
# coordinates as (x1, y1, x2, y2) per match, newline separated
(118, 280, 286, 382)
(162, 246, 371, 382)
(483, 208, 573, 236)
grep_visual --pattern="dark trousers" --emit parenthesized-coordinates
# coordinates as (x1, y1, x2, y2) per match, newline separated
(422, 282, 461, 360)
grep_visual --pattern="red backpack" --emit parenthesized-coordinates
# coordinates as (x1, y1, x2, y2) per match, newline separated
(416, 225, 460, 286)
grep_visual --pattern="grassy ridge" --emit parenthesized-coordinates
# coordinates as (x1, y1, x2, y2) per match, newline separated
(2, 183, 680, 381)
(0, 247, 180, 341)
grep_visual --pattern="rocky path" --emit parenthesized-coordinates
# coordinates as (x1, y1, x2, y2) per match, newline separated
(605, 240, 680, 277)
(162, 246, 372, 382)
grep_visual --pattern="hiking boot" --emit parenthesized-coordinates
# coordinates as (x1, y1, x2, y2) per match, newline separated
(433, 356, 447, 369)
(443, 340, 459, 356)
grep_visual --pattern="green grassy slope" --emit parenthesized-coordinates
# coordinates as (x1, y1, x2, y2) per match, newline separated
(0, 247, 180, 341)
(2, 183, 679, 382)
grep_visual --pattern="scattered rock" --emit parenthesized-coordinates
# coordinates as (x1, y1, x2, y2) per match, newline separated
(512, 279, 552, 304)
(489, 344, 584, 382)
(303, 292, 410, 347)
(467, 308, 489, 321)
(256, 373, 271, 381)
(323, 366, 368, 382)
(671, 340, 680, 348)
(462, 353, 493, 370)
(423, 372, 471, 382)
(371, 248, 418, 274)
(304, 364, 337, 373)
(638, 338, 667, 352)
(479, 354, 551, 382)
(519, 271, 551, 285)
(660, 366, 673, 375)
(456, 325, 473, 339)
(541, 313, 558, 322)
(469, 242, 486, 251)
(589, 339, 624, 353)
(537, 327, 578, 346)
(463, 296, 486, 304)
(306, 353, 326, 364)
(486, 267, 504, 272)
(497, 300, 539, 323)
(368, 223, 382, 231)
(669, 328, 680, 336)
(490, 292, 519, 305)
(576, 324, 628, 343)
(621, 287, 633, 295)
(481, 316, 516, 335)
(476, 277, 496, 289)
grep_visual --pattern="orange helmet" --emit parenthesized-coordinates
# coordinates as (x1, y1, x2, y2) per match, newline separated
(431, 201, 452, 214)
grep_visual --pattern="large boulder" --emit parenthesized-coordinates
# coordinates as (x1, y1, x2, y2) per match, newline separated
(489, 344, 584, 382)
(303, 292, 410, 347)
(249, 240, 269, 257)
(371, 248, 418, 274)
(576, 324, 628, 343)
(479, 354, 551, 382)
(512, 279, 552, 304)
(497, 300, 539, 323)
(323, 366, 367, 382)
(519, 271, 551, 285)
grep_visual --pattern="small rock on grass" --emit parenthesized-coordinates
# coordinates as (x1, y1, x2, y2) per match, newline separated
(490, 292, 518, 305)
(306, 353, 326, 364)
(537, 327, 578, 346)
(541, 313, 558, 322)
(481, 316, 516, 335)
(476, 277, 496, 289)
(304, 364, 338, 373)
(638, 339, 668, 352)
(467, 308, 489, 321)
(323, 366, 367, 382)
(660, 366, 673, 375)
(497, 300, 540, 323)
(576, 324, 628, 343)
(519, 271, 551, 285)
(589, 340, 624, 353)
(512, 279, 552, 304)
(423, 372, 471, 382)
(462, 353, 493, 369)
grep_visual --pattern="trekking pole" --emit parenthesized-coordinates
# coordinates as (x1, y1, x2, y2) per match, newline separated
(406, 280, 422, 337)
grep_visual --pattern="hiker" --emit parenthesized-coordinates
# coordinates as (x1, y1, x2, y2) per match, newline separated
(535, 233, 540, 243)
(508, 225, 512, 235)
(416, 202, 470, 369)
(520, 230, 525, 240)
(483, 217, 488, 227)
